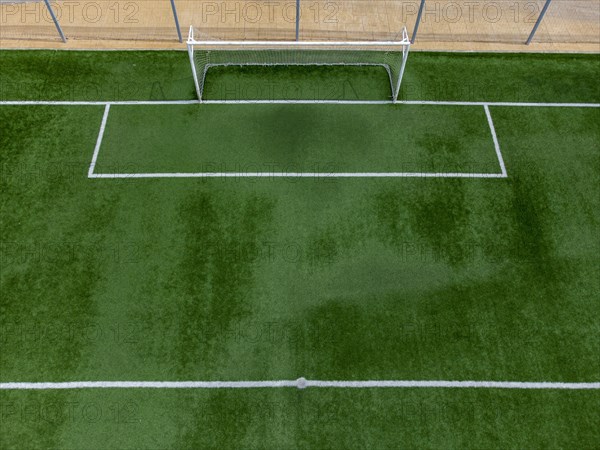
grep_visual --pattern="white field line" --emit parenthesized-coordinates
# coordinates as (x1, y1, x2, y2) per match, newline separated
(402, 101, 600, 108)
(0, 100, 599, 107)
(88, 104, 505, 179)
(0, 100, 600, 108)
(484, 105, 507, 177)
(1, 379, 599, 390)
(199, 100, 600, 107)
(0, 100, 199, 106)
(87, 104, 110, 178)
(89, 173, 507, 179)
(202, 100, 391, 105)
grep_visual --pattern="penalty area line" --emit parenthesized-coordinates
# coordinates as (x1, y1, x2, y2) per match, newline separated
(86, 103, 507, 179)
(1, 379, 599, 390)
(88, 104, 110, 178)
(89, 172, 507, 179)
(484, 105, 507, 177)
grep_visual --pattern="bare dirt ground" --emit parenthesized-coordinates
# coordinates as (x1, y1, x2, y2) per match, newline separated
(1, 1, 598, 52)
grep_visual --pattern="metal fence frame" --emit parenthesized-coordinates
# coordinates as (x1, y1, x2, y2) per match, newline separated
(409, 0, 555, 45)
(4, 0, 589, 47)
(35, 0, 183, 43)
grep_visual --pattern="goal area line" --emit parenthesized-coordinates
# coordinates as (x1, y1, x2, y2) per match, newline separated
(2, 379, 599, 390)
(87, 103, 507, 179)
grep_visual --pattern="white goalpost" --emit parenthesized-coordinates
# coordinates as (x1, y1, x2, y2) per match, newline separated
(186, 26, 411, 103)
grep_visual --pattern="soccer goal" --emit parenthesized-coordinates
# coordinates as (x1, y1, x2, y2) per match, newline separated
(186, 26, 411, 103)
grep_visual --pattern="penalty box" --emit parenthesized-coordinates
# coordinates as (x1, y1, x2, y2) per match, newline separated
(88, 102, 507, 179)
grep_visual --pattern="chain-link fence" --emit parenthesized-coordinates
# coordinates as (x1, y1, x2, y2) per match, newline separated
(1, 0, 598, 46)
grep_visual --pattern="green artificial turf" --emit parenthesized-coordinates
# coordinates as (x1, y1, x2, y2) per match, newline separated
(94, 103, 501, 174)
(0, 50, 194, 101)
(1, 50, 599, 102)
(1, 50, 599, 449)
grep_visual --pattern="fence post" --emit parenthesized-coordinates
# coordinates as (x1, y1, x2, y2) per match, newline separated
(527, 0, 552, 45)
(42, 0, 66, 43)
(296, 0, 300, 41)
(170, 0, 183, 43)
(411, 0, 425, 44)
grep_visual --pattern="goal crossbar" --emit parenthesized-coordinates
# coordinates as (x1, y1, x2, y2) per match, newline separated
(187, 26, 411, 103)
(188, 40, 410, 47)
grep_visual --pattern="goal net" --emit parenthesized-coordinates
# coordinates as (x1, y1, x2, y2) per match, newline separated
(187, 27, 411, 103)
